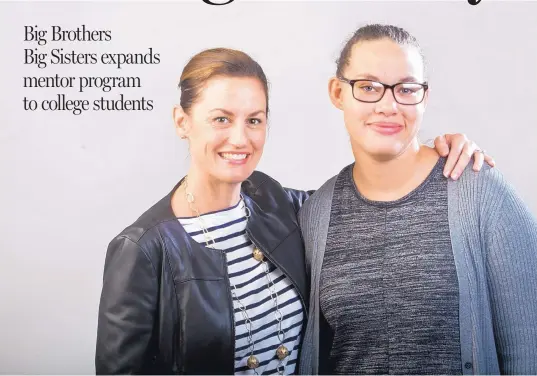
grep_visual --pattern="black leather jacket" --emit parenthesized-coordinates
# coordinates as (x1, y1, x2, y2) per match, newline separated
(95, 171, 312, 374)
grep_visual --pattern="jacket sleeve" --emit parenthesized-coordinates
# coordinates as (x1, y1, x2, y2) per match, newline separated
(95, 235, 158, 374)
(284, 188, 316, 214)
(485, 175, 537, 374)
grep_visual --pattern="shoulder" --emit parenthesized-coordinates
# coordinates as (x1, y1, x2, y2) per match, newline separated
(448, 160, 533, 233)
(453, 161, 506, 189)
(297, 169, 346, 233)
(449, 161, 510, 208)
(298, 164, 352, 220)
(299, 175, 337, 213)
(110, 184, 180, 251)
(242, 170, 313, 213)
(241, 170, 282, 195)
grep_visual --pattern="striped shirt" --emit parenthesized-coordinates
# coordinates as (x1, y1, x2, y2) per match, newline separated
(178, 199, 304, 375)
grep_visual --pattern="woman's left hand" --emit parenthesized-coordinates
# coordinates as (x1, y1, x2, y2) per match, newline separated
(433, 133, 496, 180)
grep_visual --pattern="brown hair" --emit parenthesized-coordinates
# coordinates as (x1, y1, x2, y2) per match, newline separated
(336, 24, 425, 78)
(178, 48, 269, 114)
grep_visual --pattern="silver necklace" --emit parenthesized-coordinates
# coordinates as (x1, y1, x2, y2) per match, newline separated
(181, 177, 290, 375)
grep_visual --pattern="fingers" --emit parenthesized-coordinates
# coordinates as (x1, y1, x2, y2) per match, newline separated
(443, 134, 466, 178)
(438, 133, 495, 178)
(434, 135, 450, 157)
(472, 149, 485, 171)
(484, 153, 496, 167)
(450, 142, 475, 179)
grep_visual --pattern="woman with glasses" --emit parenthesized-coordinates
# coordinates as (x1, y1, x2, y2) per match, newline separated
(298, 24, 537, 375)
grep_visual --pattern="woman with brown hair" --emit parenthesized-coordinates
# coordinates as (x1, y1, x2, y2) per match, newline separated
(95, 47, 494, 375)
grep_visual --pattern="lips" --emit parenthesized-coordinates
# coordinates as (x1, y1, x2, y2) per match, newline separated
(369, 122, 403, 136)
(218, 152, 250, 165)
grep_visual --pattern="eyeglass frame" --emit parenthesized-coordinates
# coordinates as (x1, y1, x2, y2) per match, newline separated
(338, 76, 429, 105)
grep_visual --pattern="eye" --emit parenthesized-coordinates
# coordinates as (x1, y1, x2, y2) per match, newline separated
(397, 84, 422, 96)
(360, 85, 374, 92)
(249, 118, 262, 125)
(357, 82, 381, 93)
(214, 116, 230, 123)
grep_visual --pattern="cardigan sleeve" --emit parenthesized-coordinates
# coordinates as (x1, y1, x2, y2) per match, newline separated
(485, 173, 537, 374)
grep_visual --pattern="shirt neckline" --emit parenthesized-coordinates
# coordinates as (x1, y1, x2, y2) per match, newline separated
(348, 157, 446, 208)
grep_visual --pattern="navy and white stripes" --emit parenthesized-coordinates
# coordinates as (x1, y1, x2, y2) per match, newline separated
(178, 200, 304, 375)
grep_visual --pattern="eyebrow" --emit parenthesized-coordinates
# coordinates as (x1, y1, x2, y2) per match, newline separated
(399, 76, 422, 83)
(209, 108, 266, 116)
(352, 74, 422, 83)
(248, 110, 266, 117)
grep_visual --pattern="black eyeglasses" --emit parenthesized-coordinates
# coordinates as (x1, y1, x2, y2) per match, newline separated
(338, 77, 429, 105)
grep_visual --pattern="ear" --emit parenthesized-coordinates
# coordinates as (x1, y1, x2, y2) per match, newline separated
(173, 105, 190, 139)
(328, 76, 344, 111)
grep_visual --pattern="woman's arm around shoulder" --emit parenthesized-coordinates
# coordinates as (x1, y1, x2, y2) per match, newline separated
(284, 187, 316, 213)
(95, 234, 159, 374)
(244, 170, 315, 213)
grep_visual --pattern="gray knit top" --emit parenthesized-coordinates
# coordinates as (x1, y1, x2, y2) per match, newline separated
(320, 159, 461, 374)
(298, 163, 537, 375)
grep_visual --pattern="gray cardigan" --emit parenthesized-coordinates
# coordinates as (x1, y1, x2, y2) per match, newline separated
(297, 164, 537, 375)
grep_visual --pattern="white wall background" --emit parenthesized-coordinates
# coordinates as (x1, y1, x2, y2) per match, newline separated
(1, 1, 536, 374)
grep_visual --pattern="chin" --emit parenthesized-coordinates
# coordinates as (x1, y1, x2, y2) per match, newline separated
(364, 144, 406, 161)
(216, 168, 254, 185)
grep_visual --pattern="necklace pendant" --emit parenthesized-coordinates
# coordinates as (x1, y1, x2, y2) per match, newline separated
(247, 355, 260, 369)
(276, 344, 289, 360)
(252, 247, 264, 261)
(185, 192, 194, 203)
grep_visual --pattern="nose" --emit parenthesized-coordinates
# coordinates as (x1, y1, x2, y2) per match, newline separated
(374, 88, 398, 115)
(228, 122, 248, 147)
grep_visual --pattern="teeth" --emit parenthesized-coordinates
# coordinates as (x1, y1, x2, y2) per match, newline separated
(221, 153, 247, 160)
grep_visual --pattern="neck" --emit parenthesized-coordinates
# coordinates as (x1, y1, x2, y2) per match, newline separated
(174, 168, 242, 217)
(352, 139, 439, 201)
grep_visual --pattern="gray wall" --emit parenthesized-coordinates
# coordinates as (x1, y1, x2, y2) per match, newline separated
(1, 1, 536, 374)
